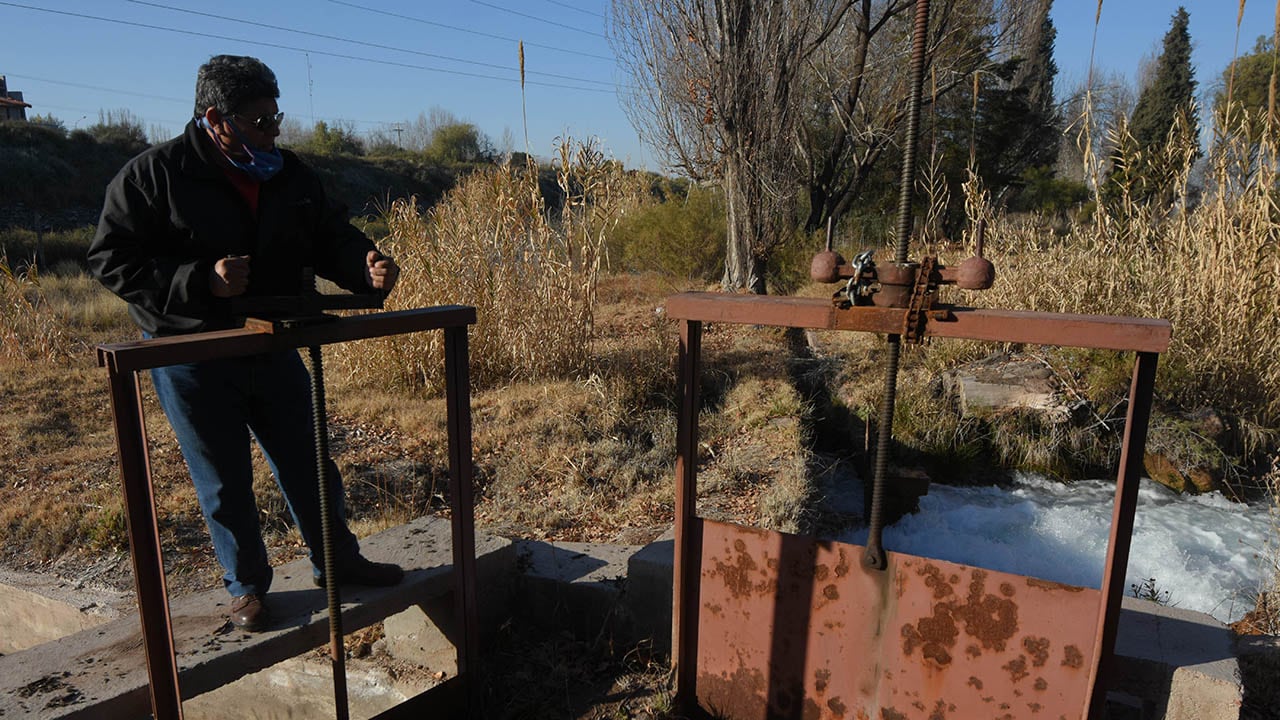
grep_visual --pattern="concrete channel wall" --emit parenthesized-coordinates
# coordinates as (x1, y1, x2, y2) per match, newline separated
(0, 520, 1263, 719)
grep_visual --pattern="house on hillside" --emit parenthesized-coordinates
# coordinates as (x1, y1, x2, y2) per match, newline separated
(0, 76, 32, 121)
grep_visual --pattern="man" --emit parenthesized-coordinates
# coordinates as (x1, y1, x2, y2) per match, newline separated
(88, 55, 403, 632)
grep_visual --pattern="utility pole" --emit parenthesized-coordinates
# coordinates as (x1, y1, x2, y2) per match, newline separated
(392, 123, 403, 148)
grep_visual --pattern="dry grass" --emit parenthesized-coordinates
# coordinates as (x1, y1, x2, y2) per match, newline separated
(967, 111, 1280, 434)
(0, 256, 74, 364)
(331, 138, 646, 392)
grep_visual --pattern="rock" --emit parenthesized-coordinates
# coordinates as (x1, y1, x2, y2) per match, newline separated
(1144, 452, 1220, 494)
(1145, 413, 1229, 495)
(940, 352, 1072, 421)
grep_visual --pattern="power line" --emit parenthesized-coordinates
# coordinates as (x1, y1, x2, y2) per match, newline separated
(324, 0, 612, 62)
(469, 0, 606, 39)
(126, 0, 613, 88)
(3, 73, 189, 104)
(0, 1, 613, 93)
(13, 73, 425, 131)
(543, 0, 606, 20)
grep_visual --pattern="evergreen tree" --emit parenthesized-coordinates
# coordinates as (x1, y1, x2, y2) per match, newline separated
(1106, 6, 1199, 208)
(1129, 6, 1198, 152)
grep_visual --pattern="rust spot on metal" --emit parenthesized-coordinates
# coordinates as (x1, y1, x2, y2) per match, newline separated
(1023, 636, 1050, 667)
(834, 548, 851, 577)
(698, 667, 766, 720)
(708, 540, 765, 599)
(966, 644, 982, 658)
(1003, 655, 1029, 684)
(1026, 577, 1085, 592)
(957, 570, 1018, 652)
(815, 564, 831, 581)
(906, 567, 1019, 669)
(902, 605, 957, 666)
(1028, 702, 1043, 713)
(705, 602, 722, 616)
(927, 700, 951, 720)
(949, 574, 959, 584)
(827, 696, 848, 717)
(881, 708, 907, 720)
(999, 582, 1015, 597)
(1061, 645, 1084, 669)
(1034, 677, 1048, 691)
(823, 584, 840, 601)
(919, 563, 955, 600)
(815, 668, 830, 694)
(967, 676, 983, 690)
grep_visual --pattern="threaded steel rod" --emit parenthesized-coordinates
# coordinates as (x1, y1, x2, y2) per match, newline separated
(892, 0, 931, 264)
(866, 0, 930, 571)
(309, 345, 349, 720)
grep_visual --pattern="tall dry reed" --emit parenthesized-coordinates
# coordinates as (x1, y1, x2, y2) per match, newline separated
(332, 138, 644, 391)
(0, 255, 71, 363)
(957, 108, 1280, 440)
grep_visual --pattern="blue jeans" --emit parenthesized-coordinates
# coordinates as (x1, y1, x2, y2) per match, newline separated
(149, 349, 360, 597)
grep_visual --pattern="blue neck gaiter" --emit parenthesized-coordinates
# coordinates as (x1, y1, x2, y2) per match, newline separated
(199, 116, 284, 182)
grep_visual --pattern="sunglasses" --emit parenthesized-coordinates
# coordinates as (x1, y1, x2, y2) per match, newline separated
(231, 110, 284, 132)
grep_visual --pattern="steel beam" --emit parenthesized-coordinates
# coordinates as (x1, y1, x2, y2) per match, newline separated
(664, 293, 1171, 353)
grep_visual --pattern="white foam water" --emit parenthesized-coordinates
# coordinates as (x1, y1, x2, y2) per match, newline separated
(839, 473, 1275, 623)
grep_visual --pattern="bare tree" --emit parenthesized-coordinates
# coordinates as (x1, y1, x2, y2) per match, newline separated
(796, 0, 1022, 233)
(611, 0, 854, 293)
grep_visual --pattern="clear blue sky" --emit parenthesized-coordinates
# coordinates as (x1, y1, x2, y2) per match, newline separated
(1, 1, 1274, 172)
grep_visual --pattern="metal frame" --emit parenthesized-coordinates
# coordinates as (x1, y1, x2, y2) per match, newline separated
(665, 292, 1169, 720)
(96, 306, 479, 720)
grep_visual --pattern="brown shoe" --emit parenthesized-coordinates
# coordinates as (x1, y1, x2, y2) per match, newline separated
(229, 594, 269, 632)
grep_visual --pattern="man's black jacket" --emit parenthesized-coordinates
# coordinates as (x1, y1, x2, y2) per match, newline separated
(88, 119, 376, 336)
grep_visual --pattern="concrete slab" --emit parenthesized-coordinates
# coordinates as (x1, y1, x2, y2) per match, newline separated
(0, 571, 126, 654)
(625, 527, 674, 652)
(0, 516, 512, 719)
(515, 539, 638, 642)
(1114, 596, 1243, 720)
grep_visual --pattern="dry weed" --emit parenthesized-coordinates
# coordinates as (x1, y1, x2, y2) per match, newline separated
(332, 138, 645, 393)
(948, 110, 1280, 435)
(0, 254, 73, 363)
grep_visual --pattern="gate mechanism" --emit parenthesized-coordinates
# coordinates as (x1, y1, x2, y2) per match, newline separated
(664, 1, 1171, 718)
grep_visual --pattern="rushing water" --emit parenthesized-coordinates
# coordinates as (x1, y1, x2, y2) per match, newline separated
(838, 472, 1275, 624)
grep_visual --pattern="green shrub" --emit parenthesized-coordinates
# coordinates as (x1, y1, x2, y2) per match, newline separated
(293, 120, 365, 156)
(609, 184, 724, 281)
(424, 122, 493, 165)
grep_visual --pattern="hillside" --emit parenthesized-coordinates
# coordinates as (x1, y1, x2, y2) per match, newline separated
(0, 120, 461, 231)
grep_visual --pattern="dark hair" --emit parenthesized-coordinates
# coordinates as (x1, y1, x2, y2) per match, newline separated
(193, 55, 279, 118)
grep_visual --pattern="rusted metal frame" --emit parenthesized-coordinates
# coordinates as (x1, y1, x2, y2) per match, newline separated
(103, 367, 184, 720)
(664, 293, 1171, 353)
(665, 294, 1167, 719)
(1085, 350, 1159, 719)
(444, 325, 481, 716)
(97, 307, 478, 719)
(97, 306, 477, 373)
(673, 319, 704, 712)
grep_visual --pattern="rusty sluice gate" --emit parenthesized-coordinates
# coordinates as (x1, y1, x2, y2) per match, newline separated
(96, 305, 480, 720)
(666, 291, 1169, 720)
